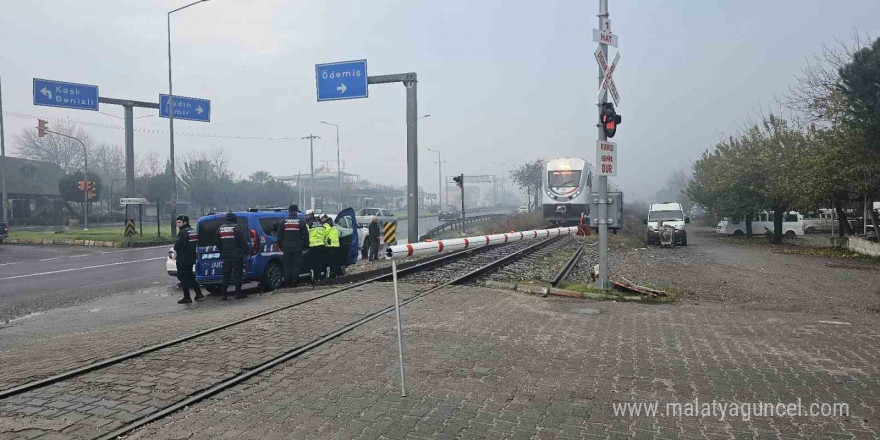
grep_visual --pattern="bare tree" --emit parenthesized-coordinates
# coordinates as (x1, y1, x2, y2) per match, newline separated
(14, 120, 94, 173)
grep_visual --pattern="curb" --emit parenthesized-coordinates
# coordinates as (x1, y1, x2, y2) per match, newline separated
(5, 238, 174, 248)
(484, 280, 585, 299)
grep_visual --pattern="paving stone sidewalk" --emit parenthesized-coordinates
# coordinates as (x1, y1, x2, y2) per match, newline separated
(126, 284, 879, 440)
(0, 283, 420, 440)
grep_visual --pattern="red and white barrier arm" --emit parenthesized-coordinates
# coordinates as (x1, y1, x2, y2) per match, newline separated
(385, 226, 579, 259)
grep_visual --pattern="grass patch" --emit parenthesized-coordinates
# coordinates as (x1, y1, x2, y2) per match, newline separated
(780, 247, 880, 264)
(11, 226, 173, 244)
(557, 280, 679, 304)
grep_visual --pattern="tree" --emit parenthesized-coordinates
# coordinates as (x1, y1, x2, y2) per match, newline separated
(58, 171, 102, 220)
(15, 120, 93, 173)
(510, 159, 544, 211)
(837, 37, 880, 152)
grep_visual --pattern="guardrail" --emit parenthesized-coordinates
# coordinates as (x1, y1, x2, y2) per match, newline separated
(418, 214, 507, 241)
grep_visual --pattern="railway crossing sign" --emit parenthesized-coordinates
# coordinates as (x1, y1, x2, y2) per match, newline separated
(315, 60, 369, 101)
(119, 197, 148, 206)
(596, 140, 617, 176)
(594, 48, 620, 106)
(592, 29, 618, 47)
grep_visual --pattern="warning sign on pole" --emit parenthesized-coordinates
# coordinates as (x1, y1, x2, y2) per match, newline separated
(383, 221, 397, 245)
(596, 140, 617, 176)
(124, 219, 136, 237)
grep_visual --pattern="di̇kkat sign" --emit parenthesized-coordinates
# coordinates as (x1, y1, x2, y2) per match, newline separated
(596, 140, 617, 176)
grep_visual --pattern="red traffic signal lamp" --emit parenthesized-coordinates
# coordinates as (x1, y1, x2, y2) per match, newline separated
(600, 103, 622, 138)
(37, 119, 49, 137)
(453, 174, 463, 188)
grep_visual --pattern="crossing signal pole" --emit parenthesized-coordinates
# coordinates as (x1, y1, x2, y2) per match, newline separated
(38, 119, 89, 230)
(453, 174, 465, 232)
(595, 0, 611, 289)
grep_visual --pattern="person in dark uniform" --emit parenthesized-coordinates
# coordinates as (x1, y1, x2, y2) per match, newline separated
(215, 212, 247, 300)
(276, 204, 308, 287)
(174, 215, 203, 304)
(368, 216, 381, 261)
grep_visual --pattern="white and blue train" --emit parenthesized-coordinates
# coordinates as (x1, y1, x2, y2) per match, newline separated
(542, 157, 592, 225)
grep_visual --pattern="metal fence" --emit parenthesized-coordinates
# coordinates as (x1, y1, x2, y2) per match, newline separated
(418, 214, 507, 241)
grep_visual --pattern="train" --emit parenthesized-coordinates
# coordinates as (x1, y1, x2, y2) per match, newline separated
(542, 157, 592, 225)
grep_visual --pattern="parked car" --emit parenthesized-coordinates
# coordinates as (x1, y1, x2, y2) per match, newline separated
(644, 202, 689, 246)
(437, 210, 458, 221)
(166, 247, 178, 276)
(715, 211, 804, 238)
(0, 222, 7, 244)
(355, 207, 395, 228)
(195, 208, 359, 293)
(518, 206, 529, 213)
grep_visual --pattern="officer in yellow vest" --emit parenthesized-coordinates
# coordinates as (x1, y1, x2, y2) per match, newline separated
(321, 214, 342, 278)
(305, 210, 328, 281)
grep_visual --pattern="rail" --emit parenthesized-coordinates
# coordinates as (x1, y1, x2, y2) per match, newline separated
(419, 214, 507, 241)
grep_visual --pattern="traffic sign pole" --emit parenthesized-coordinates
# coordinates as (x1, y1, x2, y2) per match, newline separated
(595, 0, 610, 290)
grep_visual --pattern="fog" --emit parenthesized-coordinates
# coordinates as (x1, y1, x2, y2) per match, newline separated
(2, 0, 878, 203)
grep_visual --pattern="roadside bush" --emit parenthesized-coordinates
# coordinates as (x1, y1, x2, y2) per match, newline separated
(480, 212, 546, 234)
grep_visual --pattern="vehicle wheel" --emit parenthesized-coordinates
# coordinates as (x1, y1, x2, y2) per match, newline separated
(261, 261, 284, 292)
(805, 227, 815, 234)
(646, 234, 653, 246)
(785, 230, 796, 239)
(680, 235, 688, 246)
(733, 230, 744, 237)
(206, 285, 223, 295)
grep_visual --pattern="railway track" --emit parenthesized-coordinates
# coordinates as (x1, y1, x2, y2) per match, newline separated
(0, 235, 561, 440)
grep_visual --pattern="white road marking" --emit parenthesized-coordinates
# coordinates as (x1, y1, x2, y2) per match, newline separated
(99, 245, 167, 254)
(39, 257, 60, 261)
(0, 261, 22, 267)
(0, 257, 165, 281)
(819, 320, 851, 326)
(68, 253, 92, 258)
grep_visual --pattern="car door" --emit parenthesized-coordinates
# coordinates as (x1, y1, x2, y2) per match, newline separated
(334, 207, 359, 265)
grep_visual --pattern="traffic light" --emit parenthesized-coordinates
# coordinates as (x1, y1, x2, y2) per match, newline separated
(77, 180, 87, 192)
(87, 181, 97, 200)
(453, 174, 463, 188)
(37, 119, 48, 137)
(600, 103, 622, 138)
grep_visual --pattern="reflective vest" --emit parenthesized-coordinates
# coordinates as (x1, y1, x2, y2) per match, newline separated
(325, 224, 340, 248)
(307, 220, 326, 247)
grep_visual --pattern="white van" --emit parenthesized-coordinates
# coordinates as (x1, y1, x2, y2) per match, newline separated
(715, 211, 804, 238)
(644, 202, 689, 246)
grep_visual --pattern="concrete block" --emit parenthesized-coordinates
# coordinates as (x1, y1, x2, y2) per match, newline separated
(848, 236, 880, 257)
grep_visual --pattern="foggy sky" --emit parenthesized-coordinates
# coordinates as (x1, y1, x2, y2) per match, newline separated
(2, 0, 878, 202)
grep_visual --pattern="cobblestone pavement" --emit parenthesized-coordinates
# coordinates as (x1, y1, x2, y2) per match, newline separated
(0, 283, 422, 440)
(123, 283, 879, 440)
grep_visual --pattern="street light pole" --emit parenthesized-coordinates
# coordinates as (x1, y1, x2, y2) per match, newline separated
(0, 73, 7, 223)
(319, 121, 342, 211)
(302, 134, 320, 211)
(494, 160, 512, 208)
(168, 0, 209, 236)
(427, 148, 444, 208)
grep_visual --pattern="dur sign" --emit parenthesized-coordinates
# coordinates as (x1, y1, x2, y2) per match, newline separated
(596, 140, 617, 177)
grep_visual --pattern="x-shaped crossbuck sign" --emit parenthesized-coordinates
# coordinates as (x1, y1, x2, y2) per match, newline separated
(594, 48, 620, 106)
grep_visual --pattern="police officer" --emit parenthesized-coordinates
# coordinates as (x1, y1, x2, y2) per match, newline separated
(305, 209, 327, 281)
(322, 214, 342, 278)
(276, 204, 308, 287)
(215, 212, 247, 300)
(174, 215, 203, 304)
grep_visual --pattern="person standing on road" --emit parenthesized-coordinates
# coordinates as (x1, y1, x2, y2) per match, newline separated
(322, 214, 342, 278)
(215, 212, 247, 300)
(276, 204, 308, 287)
(305, 210, 328, 281)
(368, 215, 381, 261)
(174, 215, 203, 304)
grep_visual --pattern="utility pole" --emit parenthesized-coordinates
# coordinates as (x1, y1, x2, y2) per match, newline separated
(40, 122, 89, 230)
(595, 0, 610, 289)
(494, 161, 512, 208)
(302, 134, 320, 211)
(0, 73, 7, 223)
(427, 149, 444, 208)
(319, 121, 342, 211)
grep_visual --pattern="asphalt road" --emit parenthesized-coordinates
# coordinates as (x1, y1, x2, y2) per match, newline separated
(0, 244, 173, 322)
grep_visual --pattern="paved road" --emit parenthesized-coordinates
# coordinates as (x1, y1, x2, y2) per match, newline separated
(0, 244, 172, 322)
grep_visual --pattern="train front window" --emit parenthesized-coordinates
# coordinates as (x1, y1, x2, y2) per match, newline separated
(548, 170, 581, 188)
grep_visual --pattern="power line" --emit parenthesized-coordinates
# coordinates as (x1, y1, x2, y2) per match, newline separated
(2, 110, 299, 141)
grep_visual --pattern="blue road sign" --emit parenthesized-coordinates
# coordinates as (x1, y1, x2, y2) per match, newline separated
(33, 78, 99, 111)
(159, 94, 211, 122)
(316, 60, 368, 101)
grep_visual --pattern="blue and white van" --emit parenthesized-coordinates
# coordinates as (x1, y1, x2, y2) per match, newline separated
(194, 208, 358, 292)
